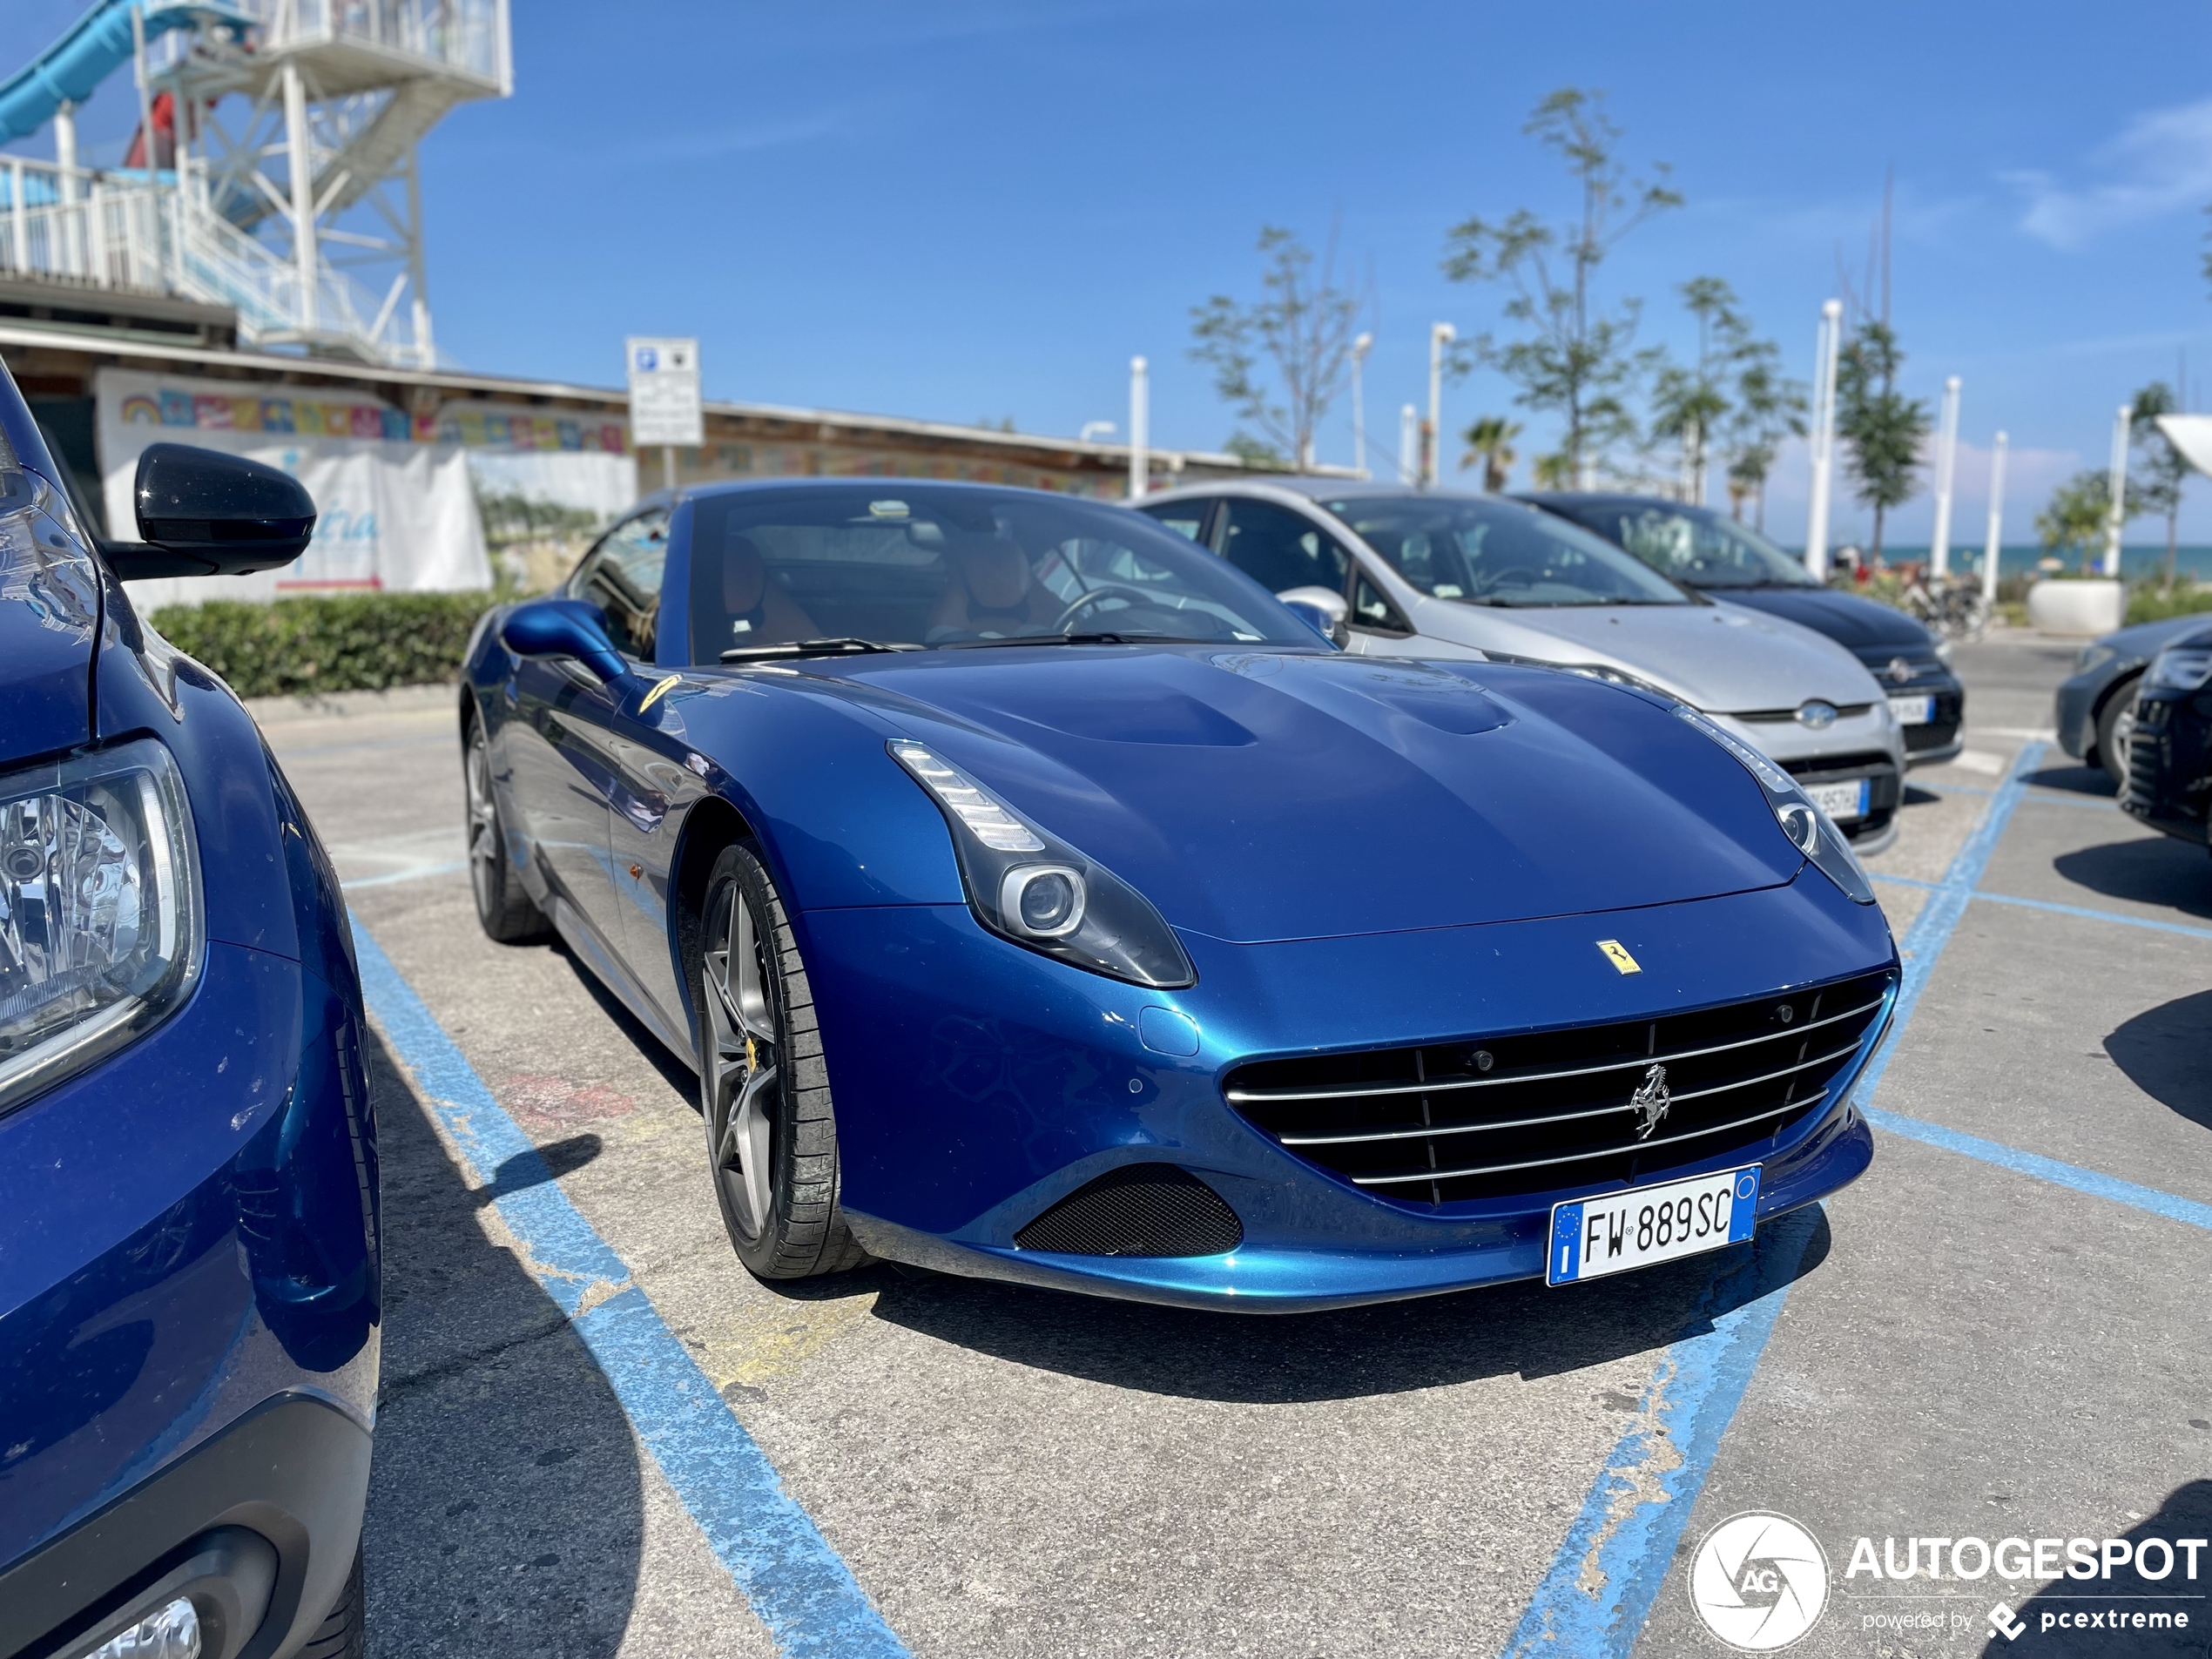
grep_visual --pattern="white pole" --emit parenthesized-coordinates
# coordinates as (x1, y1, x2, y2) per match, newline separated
(1350, 331, 1372, 478)
(8, 158, 22, 273)
(132, 3, 155, 179)
(2101, 403, 2129, 577)
(1398, 403, 1418, 484)
(1981, 430, 2007, 604)
(1804, 299, 1844, 580)
(1127, 355, 1148, 499)
(1928, 374, 1961, 578)
(282, 59, 317, 331)
(1424, 322, 1455, 488)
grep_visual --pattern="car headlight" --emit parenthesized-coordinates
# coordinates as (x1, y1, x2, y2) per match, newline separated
(1671, 707, 1877, 906)
(1559, 662, 1673, 698)
(889, 741, 1196, 988)
(2145, 645, 2212, 693)
(0, 738, 202, 1115)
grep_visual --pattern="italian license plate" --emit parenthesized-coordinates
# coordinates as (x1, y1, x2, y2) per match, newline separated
(1804, 777, 1871, 820)
(1547, 1165, 1761, 1285)
(1888, 693, 1933, 725)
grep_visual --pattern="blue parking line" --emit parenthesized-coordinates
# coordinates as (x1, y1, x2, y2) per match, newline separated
(1500, 742, 2047, 1659)
(350, 922, 910, 1659)
(1968, 888, 2212, 942)
(341, 860, 469, 892)
(1858, 1108, 2212, 1233)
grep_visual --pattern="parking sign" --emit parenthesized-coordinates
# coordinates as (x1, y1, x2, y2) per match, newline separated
(625, 336, 702, 448)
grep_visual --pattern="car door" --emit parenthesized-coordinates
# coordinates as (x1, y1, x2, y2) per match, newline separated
(507, 507, 669, 966)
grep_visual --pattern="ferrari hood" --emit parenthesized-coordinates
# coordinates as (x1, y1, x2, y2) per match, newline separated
(1410, 597, 1885, 715)
(807, 648, 1801, 945)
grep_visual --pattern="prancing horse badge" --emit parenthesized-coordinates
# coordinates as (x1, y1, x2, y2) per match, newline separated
(1596, 939, 1642, 974)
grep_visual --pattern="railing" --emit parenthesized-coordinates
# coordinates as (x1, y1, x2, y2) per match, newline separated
(235, 0, 507, 85)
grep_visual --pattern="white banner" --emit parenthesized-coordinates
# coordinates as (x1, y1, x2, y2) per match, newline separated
(96, 368, 492, 610)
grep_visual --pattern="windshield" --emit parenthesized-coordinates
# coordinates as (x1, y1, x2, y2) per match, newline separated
(684, 485, 1316, 661)
(1541, 498, 1817, 590)
(1318, 495, 1690, 608)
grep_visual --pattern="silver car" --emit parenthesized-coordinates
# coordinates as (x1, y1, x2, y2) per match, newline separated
(1138, 478, 1906, 851)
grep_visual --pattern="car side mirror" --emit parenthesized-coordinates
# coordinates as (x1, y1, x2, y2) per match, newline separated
(99, 443, 318, 580)
(1276, 584, 1349, 648)
(500, 597, 630, 685)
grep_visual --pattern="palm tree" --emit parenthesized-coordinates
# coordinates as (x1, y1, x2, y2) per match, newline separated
(1460, 416, 1522, 491)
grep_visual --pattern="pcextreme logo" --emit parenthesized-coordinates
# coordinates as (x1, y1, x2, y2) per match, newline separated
(1688, 1512, 1831, 1651)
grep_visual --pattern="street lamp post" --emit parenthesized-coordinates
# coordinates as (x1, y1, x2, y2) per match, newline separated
(1128, 356, 1148, 500)
(1398, 404, 1418, 485)
(1804, 299, 1844, 581)
(2101, 403, 2130, 577)
(1423, 322, 1455, 488)
(1929, 375, 1962, 579)
(1982, 430, 2008, 605)
(1350, 331, 1373, 478)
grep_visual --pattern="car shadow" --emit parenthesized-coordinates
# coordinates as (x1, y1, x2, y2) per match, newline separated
(361, 1027, 644, 1659)
(2051, 840, 2212, 921)
(2025, 763, 2116, 798)
(1981, 1480, 2212, 1656)
(863, 1205, 1831, 1405)
(2105, 992, 2212, 1132)
(551, 940, 700, 1103)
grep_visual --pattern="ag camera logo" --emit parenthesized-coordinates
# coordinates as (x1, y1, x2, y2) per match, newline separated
(1688, 1512, 1831, 1650)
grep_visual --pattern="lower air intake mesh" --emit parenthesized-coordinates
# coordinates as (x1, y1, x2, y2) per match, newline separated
(1013, 1165, 1244, 1258)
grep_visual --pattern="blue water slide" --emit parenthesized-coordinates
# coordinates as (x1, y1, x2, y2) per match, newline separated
(0, 1, 246, 146)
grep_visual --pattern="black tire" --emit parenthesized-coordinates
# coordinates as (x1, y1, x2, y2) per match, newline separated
(2094, 676, 2141, 786)
(463, 711, 551, 944)
(693, 842, 867, 1279)
(298, 1541, 365, 1659)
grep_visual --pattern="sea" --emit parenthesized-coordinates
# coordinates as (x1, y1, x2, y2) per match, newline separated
(1784, 544, 2212, 583)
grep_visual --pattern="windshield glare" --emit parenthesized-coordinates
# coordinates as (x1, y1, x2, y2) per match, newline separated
(1319, 496, 1689, 608)
(1546, 499, 1817, 590)
(685, 487, 1315, 661)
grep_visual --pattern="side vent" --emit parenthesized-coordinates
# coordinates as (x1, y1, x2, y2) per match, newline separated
(1013, 1165, 1244, 1258)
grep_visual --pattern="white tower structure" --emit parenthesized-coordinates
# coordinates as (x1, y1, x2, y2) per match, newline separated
(157, 0, 512, 365)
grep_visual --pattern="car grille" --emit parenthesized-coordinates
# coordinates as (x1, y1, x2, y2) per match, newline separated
(1224, 968, 1893, 1208)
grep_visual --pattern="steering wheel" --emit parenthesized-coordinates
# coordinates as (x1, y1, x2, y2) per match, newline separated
(1052, 584, 1158, 633)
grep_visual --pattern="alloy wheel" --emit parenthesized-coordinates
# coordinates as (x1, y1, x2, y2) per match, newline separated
(465, 726, 500, 920)
(703, 878, 779, 1238)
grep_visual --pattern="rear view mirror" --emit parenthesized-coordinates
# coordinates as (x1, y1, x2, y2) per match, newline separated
(100, 443, 318, 580)
(1276, 584, 1349, 648)
(499, 597, 630, 685)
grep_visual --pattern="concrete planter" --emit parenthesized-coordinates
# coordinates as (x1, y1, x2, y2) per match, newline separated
(2026, 578, 2126, 637)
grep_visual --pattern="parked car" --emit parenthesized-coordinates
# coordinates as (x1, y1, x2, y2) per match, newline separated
(0, 374, 375, 1659)
(2117, 622, 2212, 853)
(1518, 492, 1965, 767)
(2054, 614, 2212, 784)
(462, 478, 1894, 1312)
(1138, 481, 1908, 851)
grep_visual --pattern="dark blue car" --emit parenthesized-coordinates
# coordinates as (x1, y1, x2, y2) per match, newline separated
(2054, 614, 2212, 783)
(462, 479, 1895, 1312)
(0, 370, 375, 1659)
(1521, 494, 1966, 766)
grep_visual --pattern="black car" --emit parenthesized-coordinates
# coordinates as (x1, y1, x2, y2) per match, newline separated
(2119, 623, 2212, 854)
(2053, 614, 2212, 784)
(1520, 493, 1965, 766)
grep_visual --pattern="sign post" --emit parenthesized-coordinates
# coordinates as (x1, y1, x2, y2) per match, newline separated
(625, 336, 703, 493)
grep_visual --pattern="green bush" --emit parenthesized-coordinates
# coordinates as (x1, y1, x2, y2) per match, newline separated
(2125, 583, 2212, 626)
(146, 590, 495, 699)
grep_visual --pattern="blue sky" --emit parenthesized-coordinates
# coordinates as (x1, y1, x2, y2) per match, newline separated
(17, 0, 2212, 541)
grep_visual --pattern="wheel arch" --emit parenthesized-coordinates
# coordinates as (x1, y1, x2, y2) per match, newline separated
(668, 793, 759, 1065)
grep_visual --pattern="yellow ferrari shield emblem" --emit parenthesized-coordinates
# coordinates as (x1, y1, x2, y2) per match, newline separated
(1596, 939, 1642, 975)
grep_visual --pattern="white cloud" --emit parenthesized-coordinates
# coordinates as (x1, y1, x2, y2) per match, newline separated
(2013, 97, 2212, 250)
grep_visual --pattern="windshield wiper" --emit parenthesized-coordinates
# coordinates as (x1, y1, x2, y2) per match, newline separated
(720, 637, 921, 662)
(939, 631, 1219, 649)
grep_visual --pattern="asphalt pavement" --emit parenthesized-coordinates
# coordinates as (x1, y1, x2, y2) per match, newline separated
(258, 635, 2212, 1659)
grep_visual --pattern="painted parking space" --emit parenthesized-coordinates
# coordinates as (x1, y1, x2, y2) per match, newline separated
(263, 633, 2212, 1659)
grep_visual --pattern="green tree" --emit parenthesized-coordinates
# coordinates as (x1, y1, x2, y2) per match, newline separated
(2128, 381, 2188, 590)
(1460, 415, 1522, 490)
(1441, 87, 1681, 484)
(2036, 471, 2112, 575)
(1190, 226, 1364, 468)
(1646, 277, 1804, 519)
(1834, 320, 1929, 559)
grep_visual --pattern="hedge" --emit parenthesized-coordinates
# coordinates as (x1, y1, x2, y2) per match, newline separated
(146, 591, 496, 699)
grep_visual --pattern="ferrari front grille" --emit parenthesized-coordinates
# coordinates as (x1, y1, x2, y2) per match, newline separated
(1224, 968, 1893, 1207)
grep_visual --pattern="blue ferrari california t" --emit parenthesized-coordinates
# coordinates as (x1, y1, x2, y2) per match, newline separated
(461, 480, 1895, 1311)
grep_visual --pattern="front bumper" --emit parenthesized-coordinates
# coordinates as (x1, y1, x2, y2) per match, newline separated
(807, 870, 1896, 1312)
(2121, 692, 2212, 846)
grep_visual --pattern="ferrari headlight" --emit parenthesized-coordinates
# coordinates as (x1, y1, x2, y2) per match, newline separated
(890, 741, 1196, 988)
(0, 738, 202, 1115)
(2145, 645, 2212, 693)
(1672, 707, 1877, 906)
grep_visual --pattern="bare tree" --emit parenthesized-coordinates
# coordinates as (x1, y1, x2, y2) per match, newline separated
(1190, 226, 1366, 468)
